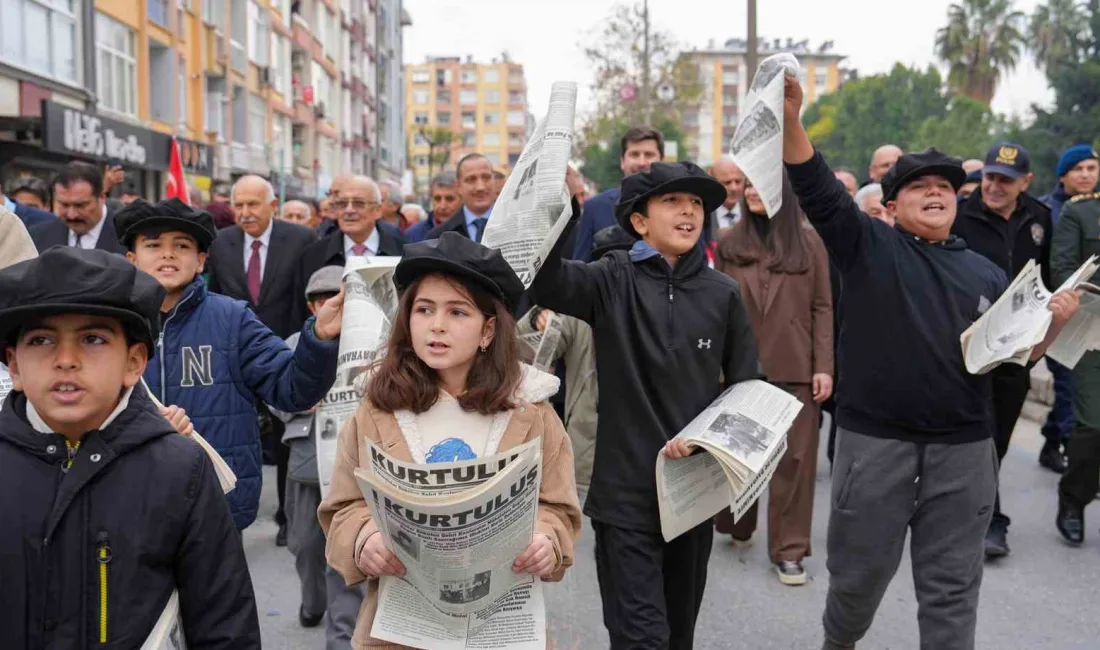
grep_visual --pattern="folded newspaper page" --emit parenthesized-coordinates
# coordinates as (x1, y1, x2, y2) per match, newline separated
(961, 256, 1099, 374)
(139, 378, 236, 493)
(656, 380, 802, 542)
(140, 590, 186, 650)
(1046, 286, 1100, 368)
(316, 256, 401, 499)
(481, 81, 577, 288)
(0, 363, 11, 409)
(359, 439, 546, 650)
(729, 53, 801, 218)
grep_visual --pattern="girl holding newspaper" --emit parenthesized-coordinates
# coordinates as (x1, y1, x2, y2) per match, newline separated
(318, 232, 582, 648)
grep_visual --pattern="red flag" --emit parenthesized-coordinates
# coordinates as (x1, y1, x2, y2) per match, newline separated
(166, 137, 190, 205)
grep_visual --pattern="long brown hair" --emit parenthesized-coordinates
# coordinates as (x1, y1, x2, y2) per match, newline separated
(717, 170, 811, 274)
(368, 273, 521, 415)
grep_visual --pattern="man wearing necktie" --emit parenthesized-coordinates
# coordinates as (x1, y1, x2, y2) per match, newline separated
(425, 153, 496, 242)
(28, 163, 127, 255)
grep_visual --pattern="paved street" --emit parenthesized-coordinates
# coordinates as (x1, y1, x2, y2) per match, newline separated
(243, 414, 1100, 649)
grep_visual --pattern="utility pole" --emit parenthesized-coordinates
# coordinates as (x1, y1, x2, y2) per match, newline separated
(746, 0, 758, 82)
(641, 0, 652, 124)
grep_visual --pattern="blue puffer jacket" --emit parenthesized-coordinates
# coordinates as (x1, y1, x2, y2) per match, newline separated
(144, 276, 339, 529)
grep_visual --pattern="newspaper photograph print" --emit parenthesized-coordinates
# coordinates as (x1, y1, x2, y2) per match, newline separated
(0, 363, 12, 410)
(316, 256, 401, 499)
(481, 81, 577, 288)
(729, 53, 800, 218)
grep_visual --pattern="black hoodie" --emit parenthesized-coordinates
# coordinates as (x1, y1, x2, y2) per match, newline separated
(0, 387, 260, 649)
(531, 231, 760, 532)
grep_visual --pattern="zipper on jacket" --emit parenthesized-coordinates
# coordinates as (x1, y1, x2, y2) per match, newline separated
(157, 289, 196, 402)
(96, 530, 112, 644)
(666, 271, 675, 349)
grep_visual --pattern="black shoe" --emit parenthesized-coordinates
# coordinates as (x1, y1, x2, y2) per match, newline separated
(1038, 441, 1067, 474)
(298, 605, 323, 628)
(1056, 500, 1084, 545)
(984, 519, 1009, 558)
(275, 524, 288, 547)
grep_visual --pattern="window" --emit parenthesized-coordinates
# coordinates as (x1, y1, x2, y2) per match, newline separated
(460, 69, 477, 84)
(722, 66, 738, 85)
(436, 111, 451, 126)
(463, 131, 476, 147)
(412, 89, 428, 105)
(205, 75, 226, 135)
(414, 155, 429, 167)
(483, 90, 500, 104)
(460, 111, 475, 128)
(508, 132, 525, 147)
(203, 0, 224, 26)
(436, 69, 452, 86)
(482, 68, 499, 83)
(149, 0, 169, 24)
(815, 72, 828, 89)
(437, 89, 452, 104)
(411, 69, 429, 83)
(459, 90, 476, 105)
(484, 152, 500, 166)
(508, 152, 520, 166)
(248, 0, 268, 65)
(249, 93, 267, 144)
(271, 35, 290, 94)
(507, 110, 525, 127)
(178, 60, 188, 127)
(229, 0, 246, 70)
(508, 90, 523, 105)
(413, 132, 428, 146)
(413, 111, 428, 126)
(272, 113, 292, 171)
(483, 111, 500, 126)
(482, 132, 500, 147)
(314, 4, 327, 51)
(148, 41, 174, 122)
(95, 13, 136, 116)
(2, 0, 81, 84)
(231, 86, 247, 143)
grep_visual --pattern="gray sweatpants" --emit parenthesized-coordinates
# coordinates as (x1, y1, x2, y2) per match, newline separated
(823, 428, 997, 650)
(286, 479, 366, 650)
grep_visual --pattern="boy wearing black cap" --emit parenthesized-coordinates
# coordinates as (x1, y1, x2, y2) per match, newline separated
(113, 198, 343, 530)
(951, 142, 1052, 559)
(779, 76, 1079, 650)
(531, 161, 760, 648)
(0, 247, 260, 648)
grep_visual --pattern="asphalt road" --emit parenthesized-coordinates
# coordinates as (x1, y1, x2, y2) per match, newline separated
(243, 415, 1100, 649)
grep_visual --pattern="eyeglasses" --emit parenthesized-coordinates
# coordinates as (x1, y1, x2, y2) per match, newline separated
(330, 199, 379, 210)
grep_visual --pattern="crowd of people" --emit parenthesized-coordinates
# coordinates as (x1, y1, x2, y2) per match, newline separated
(0, 71, 1098, 650)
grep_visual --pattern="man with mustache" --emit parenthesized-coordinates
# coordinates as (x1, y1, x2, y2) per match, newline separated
(951, 143, 1052, 561)
(28, 163, 126, 255)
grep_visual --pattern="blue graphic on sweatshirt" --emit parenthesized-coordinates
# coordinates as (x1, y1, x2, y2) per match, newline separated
(426, 438, 478, 463)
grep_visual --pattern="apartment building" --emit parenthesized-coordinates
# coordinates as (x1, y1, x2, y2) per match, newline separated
(404, 55, 529, 192)
(0, 0, 409, 201)
(682, 38, 849, 166)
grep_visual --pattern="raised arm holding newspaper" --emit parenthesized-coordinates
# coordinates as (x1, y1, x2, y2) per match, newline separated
(777, 68, 1080, 650)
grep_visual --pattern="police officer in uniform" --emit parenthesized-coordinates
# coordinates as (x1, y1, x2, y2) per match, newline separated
(1051, 187, 1100, 545)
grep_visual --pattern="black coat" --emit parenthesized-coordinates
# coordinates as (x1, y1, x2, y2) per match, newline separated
(28, 211, 127, 256)
(530, 227, 760, 532)
(206, 220, 319, 339)
(0, 388, 260, 649)
(424, 210, 472, 241)
(294, 224, 405, 325)
(952, 189, 1053, 289)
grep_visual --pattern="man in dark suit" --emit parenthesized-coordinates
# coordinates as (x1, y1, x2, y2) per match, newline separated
(425, 153, 496, 242)
(204, 174, 319, 547)
(405, 171, 462, 243)
(206, 174, 318, 340)
(28, 163, 127, 255)
(296, 175, 404, 325)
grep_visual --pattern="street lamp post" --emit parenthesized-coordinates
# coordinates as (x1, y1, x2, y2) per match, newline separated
(746, 0, 758, 81)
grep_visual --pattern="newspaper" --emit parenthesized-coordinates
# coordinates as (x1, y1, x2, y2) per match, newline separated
(139, 590, 186, 650)
(481, 82, 577, 287)
(316, 256, 401, 499)
(729, 53, 801, 218)
(961, 256, 1099, 374)
(1045, 285, 1100, 368)
(359, 439, 547, 649)
(0, 362, 11, 409)
(656, 380, 802, 542)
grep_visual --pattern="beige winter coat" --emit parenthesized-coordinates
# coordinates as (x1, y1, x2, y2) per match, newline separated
(0, 206, 37, 268)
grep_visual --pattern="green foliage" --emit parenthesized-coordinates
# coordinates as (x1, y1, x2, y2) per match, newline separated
(935, 0, 1027, 104)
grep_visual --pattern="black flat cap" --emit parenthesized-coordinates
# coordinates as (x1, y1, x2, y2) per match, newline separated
(114, 198, 218, 252)
(614, 162, 728, 238)
(0, 248, 165, 354)
(880, 148, 967, 205)
(394, 232, 524, 311)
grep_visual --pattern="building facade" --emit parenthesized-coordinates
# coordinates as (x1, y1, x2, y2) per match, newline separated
(682, 38, 849, 166)
(0, 0, 410, 202)
(404, 55, 529, 193)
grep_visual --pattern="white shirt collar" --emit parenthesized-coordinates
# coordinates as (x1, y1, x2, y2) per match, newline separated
(27, 386, 136, 435)
(344, 228, 380, 257)
(70, 211, 108, 248)
(243, 219, 274, 249)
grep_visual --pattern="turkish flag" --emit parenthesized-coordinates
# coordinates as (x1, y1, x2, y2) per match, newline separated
(166, 137, 190, 205)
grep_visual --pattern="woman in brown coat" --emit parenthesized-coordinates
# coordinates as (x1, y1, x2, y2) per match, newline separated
(714, 172, 834, 586)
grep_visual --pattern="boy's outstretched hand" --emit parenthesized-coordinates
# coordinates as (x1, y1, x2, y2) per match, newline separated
(160, 405, 194, 437)
(357, 530, 406, 578)
(513, 534, 556, 577)
(313, 285, 346, 341)
(662, 438, 694, 460)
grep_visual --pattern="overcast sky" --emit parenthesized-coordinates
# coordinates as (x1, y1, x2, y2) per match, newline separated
(403, 0, 1053, 121)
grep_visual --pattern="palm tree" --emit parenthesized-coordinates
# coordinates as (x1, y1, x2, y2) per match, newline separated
(1029, 0, 1088, 73)
(935, 0, 1028, 104)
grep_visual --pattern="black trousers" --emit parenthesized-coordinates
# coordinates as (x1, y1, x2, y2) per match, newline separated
(1060, 425, 1100, 509)
(990, 365, 1031, 525)
(593, 520, 712, 650)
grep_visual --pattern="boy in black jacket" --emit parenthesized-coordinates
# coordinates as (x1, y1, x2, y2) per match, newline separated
(531, 162, 759, 649)
(0, 247, 260, 649)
